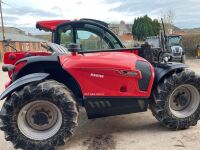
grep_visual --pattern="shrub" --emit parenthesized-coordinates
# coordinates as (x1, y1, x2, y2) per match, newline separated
(182, 34, 200, 57)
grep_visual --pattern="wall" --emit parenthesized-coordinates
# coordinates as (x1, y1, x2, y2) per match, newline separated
(0, 41, 46, 61)
(0, 41, 46, 52)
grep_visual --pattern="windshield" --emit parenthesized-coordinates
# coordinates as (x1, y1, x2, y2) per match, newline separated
(168, 36, 182, 46)
(145, 38, 160, 48)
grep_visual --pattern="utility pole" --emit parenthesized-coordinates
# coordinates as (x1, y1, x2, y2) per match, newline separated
(0, 0, 5, 61)
(0, 0, 5, 41)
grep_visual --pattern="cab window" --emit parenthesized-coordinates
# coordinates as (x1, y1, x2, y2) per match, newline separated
(81, 24, 122, 49)
(59, 26, 73, 48)
(58, 23, 123, 51)
(76, 30, 110, 51)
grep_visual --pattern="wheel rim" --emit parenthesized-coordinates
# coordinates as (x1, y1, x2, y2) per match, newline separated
(169, 84, 200, 118)
(17, 100, 62, 140)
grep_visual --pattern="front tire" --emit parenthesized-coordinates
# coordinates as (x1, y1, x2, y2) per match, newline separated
(150, 70, 200, 129)
(0, 80, 79, 150)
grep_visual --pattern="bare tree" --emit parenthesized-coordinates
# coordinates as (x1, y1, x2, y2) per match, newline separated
(160, 9, 176, 34)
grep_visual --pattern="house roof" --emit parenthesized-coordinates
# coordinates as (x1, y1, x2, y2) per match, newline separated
(0, 32, 45, 42)
(0, 27, 25, 34)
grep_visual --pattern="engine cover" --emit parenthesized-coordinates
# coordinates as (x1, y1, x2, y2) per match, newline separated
(59, 51, 155, 98)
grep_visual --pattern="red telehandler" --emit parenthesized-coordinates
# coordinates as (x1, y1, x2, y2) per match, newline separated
(0, 19, 200, 150)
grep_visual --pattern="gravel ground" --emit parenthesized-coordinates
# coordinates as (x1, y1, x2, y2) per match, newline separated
(0, 59, 200, 150)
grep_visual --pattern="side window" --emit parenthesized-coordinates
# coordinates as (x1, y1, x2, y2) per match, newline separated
(104, 31, 122, 49)
(76, 30, 110, 51)
(59, 27, 73, 48)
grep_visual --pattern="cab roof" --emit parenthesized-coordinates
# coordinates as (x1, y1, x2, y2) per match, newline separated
(36, 20, 71, 32)
(36, 19, 109, 32)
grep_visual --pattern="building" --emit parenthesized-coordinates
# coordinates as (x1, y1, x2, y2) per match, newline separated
(109, 21, 134, 44)
(109, 21, 132, 36)
(119, 34, 133, 41)
(119, 20, 132, 36)
(0, 27, 25, 35)
(109, 24, 119, 35)
(172, 30, 185, 36)
(0, 32, 46, 61)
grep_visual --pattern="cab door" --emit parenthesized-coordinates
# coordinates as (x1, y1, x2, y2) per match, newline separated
(54, 21, 124, 51)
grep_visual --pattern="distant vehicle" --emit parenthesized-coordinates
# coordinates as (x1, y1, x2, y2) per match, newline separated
(166, 35, 185, 63)
(145, 36, 161, 48)
(145, 35, 185, 63)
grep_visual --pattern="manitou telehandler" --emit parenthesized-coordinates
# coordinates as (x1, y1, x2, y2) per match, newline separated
(0, 19, 200, 150)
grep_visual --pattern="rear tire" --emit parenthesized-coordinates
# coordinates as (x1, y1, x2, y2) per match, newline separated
(0, 80, 79, 150)
(150, 70, 200, 129)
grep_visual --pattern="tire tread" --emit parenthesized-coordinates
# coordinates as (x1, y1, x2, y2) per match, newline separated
(0, 80, 79, 150)
(150, 69, 200, 129)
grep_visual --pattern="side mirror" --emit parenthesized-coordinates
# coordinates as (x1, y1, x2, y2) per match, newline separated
(68, 43, 81, 53)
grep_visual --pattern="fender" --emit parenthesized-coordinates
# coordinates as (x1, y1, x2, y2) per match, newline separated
(13, 55, 59, 80)
(154, 63, 188, 84)
(14, 56, 83, 105)
(0, 73, 49, 100)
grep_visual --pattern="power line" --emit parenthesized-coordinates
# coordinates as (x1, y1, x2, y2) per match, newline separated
(1, 1, 43, 20)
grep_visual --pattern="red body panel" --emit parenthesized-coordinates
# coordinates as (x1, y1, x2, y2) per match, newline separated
(59, 52, 154, 98)
(3, 47, 148, 98)
(4, 52, 51, 79)
(4, 52, 51, 65)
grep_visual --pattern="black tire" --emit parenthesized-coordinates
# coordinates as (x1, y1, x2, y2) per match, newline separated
(150, 70, 200, 130)
(0, 80, 79, 150)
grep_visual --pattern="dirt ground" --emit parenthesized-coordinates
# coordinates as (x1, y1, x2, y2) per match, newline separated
(0, 59, 200, 150)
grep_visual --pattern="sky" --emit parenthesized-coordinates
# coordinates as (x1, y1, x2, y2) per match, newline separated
(2, 0, 200, 31)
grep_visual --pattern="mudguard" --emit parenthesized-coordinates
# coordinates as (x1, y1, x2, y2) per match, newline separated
(0, 73, 49, 100)
(154, 63, 188, 84)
